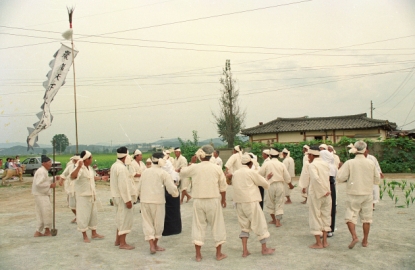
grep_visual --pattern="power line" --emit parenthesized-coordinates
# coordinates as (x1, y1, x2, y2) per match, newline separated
(3, 28, 415, 52)
(3, 32, 415, 57)
(2, 58, 414, 84)
(93, 0, 314, 36)
(1, 65, 412, 97)
(377, 65, 415, 107)
(2, 66, 409, 117)
(377, 86, 415, 117)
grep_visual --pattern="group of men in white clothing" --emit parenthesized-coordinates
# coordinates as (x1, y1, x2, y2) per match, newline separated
(299, 141, 381, 249)
(31, 140, 382, 261)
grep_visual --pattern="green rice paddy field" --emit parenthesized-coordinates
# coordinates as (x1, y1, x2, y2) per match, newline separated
(5, 152, 158, 173)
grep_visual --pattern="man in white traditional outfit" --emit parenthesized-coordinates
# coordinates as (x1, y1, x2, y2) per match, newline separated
(337, 141, 380, 249)
(32, 155, 57, 237)
(137, 152, 179, 254)
(305, 146, 332, 249)
(131, 149, 146, 202)
(110, 147, 135, 250)
(231, 154, 275, 257)
(299, 145, 310, 204)
(328, 145, 341, 169)
(259, 148, 293, 227)
(180, 145, 227, 262)
(213, 150, 223, 168)
(145, 158, 152, 168)
(319, 144, 337, 237)
(225, 145, 243, 184)
(71, 150, 105, 243)
(262, 149, 270, 163)
(173, 147, 191, 204)
(364, 149, 384, 210)
(281, 148, 295, 204)
(59, 155, 80, 223)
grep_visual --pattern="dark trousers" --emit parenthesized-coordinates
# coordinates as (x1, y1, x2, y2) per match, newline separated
(258, 186, 265, 209)
(330, 177, 336, 233)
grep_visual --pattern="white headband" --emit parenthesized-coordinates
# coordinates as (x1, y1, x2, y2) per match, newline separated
(319, 144, 328, 150)
(270, 148, 279, 156)
(303, 145, 310, 150)
(82, 151, 92, 161)
(308, 149, 320, 156)
(349, 147, 366, 154)
(117, 150, 129, 159)
(174, 148, 181, 152)
(133, 149, 142, 156)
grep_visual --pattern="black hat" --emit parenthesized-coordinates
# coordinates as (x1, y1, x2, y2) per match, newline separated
(152, 152, 164, 159)
(117, 146, 128, 154)
(41, 155, 51, 163)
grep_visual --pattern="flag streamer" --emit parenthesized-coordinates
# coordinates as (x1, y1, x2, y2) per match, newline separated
(26, 43, 78, 150)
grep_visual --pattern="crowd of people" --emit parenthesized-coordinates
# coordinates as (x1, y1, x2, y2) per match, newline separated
(31, 140, 382, 262)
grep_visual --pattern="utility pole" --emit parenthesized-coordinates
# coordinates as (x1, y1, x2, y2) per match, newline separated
(370, 100, 373, 119)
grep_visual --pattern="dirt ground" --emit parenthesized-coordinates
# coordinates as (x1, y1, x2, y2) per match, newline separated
(0, 174, 414, 270)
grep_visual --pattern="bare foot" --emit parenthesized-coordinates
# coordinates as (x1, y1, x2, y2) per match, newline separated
(114, 241, 120, 246)
(301, 200, 307, 204)
(242, 251, 251, 257)
(119, 244, 135, 250)
(275, 221, 282, 227)
(155, 245, 165, 251)
(43, 231, 52, 237)
(262, 248, 275, 255)
(268, 220, 276, 224)
(362, 242, 368, 247)
(186, 195, 192, 203)
(309, 244, 324, 249)
(180, 199, 184, 205)
(285, 201, 292, 204)
(348, 239, 359, 249)
(83, 237, 91, 243)
(216, 253, 227, 261)
(92, 234, 105, 239)
(323, 243, 330, 248)
(195, 256, 202, 262)
(150, 247, 156, 254)
(71, 218, 77, 223)
(34, 231, 44, 237)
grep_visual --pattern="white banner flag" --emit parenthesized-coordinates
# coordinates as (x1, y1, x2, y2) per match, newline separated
(27, 43, 78, 150)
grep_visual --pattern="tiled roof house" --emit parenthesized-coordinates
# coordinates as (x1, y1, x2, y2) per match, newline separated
(241, 113, 397, 144)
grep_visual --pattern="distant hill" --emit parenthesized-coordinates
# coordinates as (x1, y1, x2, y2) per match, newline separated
(0, 137, 232, 156)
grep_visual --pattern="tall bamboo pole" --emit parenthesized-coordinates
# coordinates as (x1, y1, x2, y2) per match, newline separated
(67, 7, 79, 155)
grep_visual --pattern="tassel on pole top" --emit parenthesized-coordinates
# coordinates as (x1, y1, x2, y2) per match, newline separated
(62, 7, 75, 40)
(67, 6, 74, 28)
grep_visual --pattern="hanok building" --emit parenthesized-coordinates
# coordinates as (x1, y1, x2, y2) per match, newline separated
(241, 113, 397, 144)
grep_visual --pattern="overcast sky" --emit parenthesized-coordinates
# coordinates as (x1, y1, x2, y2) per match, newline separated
(1, 0, 415, 148)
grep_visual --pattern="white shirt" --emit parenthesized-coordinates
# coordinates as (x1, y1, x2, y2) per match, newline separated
(32, 166, 52, 196)
(320, 150, 337, 177)
(366, 154, 382, 174)
(110, 159, 134, 203)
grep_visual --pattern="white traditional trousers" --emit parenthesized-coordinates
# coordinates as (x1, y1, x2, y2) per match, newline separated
(113, 197, 133, 235)
(235, 202, 270, 241)
(345, 194, 373, 224)
(192, 198, 226, 247)
(34, 195, 52, 232)
(265, 182, 285, 216)
(140, 203, 165, 241)
(308, 193, 332, 235)
(76, 196, 98, 232)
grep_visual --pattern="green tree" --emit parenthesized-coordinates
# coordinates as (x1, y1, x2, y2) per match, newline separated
(51, 134, 70, 154)
(212, 60, 246, 148)
(178, 130, 200, 161)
